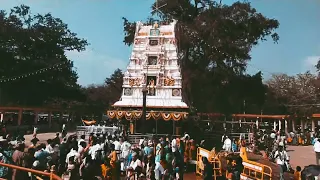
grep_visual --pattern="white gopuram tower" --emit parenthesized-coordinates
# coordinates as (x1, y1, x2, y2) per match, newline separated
(113, 20, 188, 109)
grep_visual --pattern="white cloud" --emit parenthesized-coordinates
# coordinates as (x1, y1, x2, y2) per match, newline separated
(302, 56, 320, 74)
(66, 49, 128, 86)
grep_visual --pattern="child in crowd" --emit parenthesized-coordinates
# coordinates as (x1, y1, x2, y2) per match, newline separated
(294, 166, 301, 180)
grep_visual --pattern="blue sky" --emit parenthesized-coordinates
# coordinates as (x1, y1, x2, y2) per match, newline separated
(2, 0, 320, 86)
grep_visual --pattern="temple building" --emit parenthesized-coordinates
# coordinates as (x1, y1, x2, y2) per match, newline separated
(107, 20, 188, 134)
(113, 20, 188, 109)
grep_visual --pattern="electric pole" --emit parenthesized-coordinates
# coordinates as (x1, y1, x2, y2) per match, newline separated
(142, 86, 148, 134)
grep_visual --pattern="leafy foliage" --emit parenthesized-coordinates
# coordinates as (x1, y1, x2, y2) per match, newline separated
(122, 0, 279, 114)
(104, 68, 124, 104)
(266, 72, 320, 115)
(81, 69, 124, 113)
(0, 5, 88, 106)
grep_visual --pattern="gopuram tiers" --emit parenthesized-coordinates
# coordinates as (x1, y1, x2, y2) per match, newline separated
(107, 20, 188, 131)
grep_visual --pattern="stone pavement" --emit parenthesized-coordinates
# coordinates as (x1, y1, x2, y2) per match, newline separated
(287, 145, 316, 169)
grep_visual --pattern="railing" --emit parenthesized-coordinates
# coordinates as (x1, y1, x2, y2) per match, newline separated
(196, 147, 222, 180)
(128, 133, 181, 145)
(229, 147, 272, 180)
(76, 126, 119, 136)
(241, 160, 272, 180)
(0, 162, 61, 180)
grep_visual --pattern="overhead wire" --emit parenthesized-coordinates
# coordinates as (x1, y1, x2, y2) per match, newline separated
(0, 61, 70, 83)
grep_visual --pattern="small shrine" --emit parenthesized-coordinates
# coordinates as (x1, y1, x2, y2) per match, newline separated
(107, 20, 188, 135)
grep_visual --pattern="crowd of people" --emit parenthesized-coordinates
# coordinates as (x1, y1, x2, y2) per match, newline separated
(0, 130, 199, 180)
(221, 129, 297, 180)
(0, 123, 318, 180)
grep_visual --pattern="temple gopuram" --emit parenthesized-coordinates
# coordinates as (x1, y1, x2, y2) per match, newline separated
(107, 20, 188, 135)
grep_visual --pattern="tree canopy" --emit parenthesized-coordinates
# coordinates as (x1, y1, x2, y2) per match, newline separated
(81, 69, 124, 113)
(122, 0, 279, 114)
(266, 71, 320, 115)
(0, 5, 88, 106)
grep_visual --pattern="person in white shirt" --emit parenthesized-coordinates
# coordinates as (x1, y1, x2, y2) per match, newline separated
(78, 135, 85, 146)
(274, 146, 289, 180)
(78, 141, 86, 155)
(223, 136, 232, 152)
(120, 138, 131, 168)
(139, 138, 146, 149)
(45, 139, 54, 154)
(221, 134, 226, 143)
(171, 138, 177, 153)
(314, 138, 320, 165)
(127, 152, 142, 178)
(88, 138, 102, 160)
(66, 145, 80, 164)
(113, 138, 121, 151)
(89, 125, 94, 134)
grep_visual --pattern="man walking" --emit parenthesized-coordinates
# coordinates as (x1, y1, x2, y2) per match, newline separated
(313, 138, 320, 165)
(274, 146, 289, 180)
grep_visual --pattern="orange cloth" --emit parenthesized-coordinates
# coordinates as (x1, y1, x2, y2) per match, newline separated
(294, 171, 301, 180)
(287, 137, 292, 143)
(110, 151, 117, 168)
(101, 164, 111, 178)
(101, 164, 107, 178)
(82, 120, 96, 125)
(109, 151, 118, 180)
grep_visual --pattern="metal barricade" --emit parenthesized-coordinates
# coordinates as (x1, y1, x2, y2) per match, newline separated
(226, 159, 272, 180)
(226, 147, 272, 180)
(76, 126, 119, 136)
(0, 162, 61, 180)
(240, 147, 272, 180)
(240, 160, 272, 180)
(196, 147, 222, 180)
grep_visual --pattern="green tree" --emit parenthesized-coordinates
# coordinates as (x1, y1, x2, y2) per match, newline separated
(79, 68, 124, 114)
(0, 5, 88, 106)
(122, 0, 279, 114)
(104, 68, 124, 105)
(266, 72, 319, 115)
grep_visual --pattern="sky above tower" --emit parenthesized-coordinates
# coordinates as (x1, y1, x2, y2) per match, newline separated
(2, 0, 320, 86)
